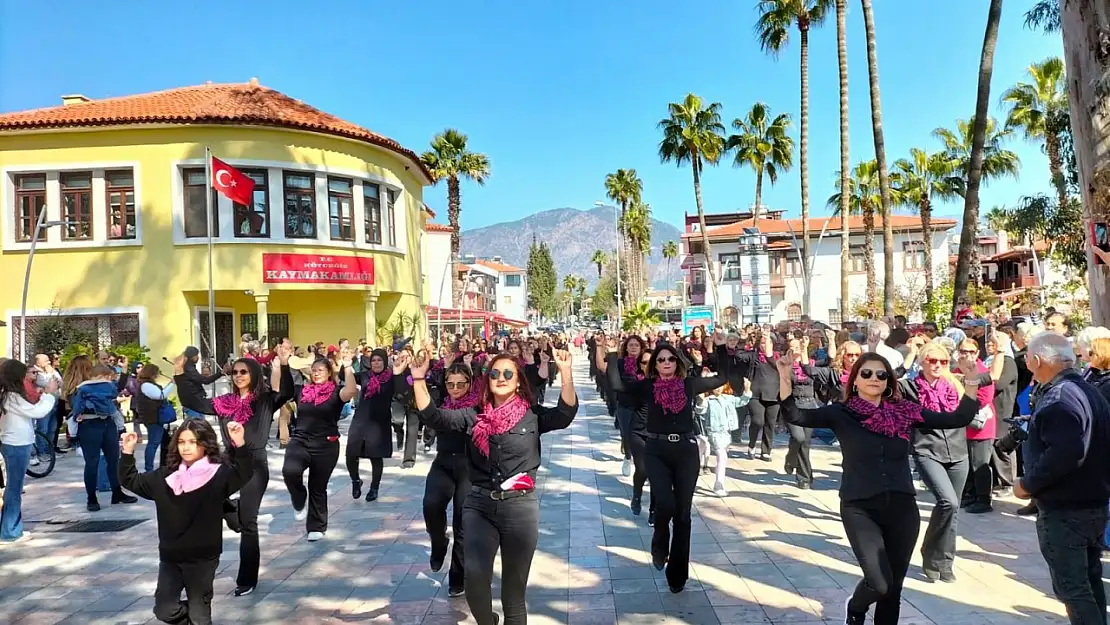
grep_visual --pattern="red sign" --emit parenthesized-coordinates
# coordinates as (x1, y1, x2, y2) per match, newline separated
(262, 253, 375, 285)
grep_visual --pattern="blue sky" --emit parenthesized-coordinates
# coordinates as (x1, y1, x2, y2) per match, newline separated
(0, 0, 1063, 234)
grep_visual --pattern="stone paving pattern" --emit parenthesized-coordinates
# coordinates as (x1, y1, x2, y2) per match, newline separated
(0, 359, 1092, 624)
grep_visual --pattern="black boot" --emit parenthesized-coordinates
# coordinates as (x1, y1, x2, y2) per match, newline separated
(366, 487, 379, 502)
(112, 490, 138, 505)
(352, 479, 363, 500)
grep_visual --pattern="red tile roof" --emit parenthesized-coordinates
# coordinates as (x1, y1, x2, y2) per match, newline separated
(681, 215, 958, 240)
(474, 259, 525, 274)
(425, 223, 453, 233)
(0, 82, 433, 182)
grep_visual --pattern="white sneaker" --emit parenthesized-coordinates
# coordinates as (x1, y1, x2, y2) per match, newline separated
(621, 459, 632, 477)
(306, 531, 324, 542)
(713, 483, 728, 497)
(0, 533, 32, 546)
(29, 457, 40, 467)
(294, 507, 307, 522)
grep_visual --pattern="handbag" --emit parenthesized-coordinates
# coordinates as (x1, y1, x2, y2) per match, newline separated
(157, 401, 178, 425)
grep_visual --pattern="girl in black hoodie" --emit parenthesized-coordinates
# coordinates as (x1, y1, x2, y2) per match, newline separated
(119, 418, 254, 625)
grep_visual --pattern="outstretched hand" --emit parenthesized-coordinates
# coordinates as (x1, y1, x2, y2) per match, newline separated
(393, 352, 412, 374)
(120, 431, 138, 455)
(554, 349, 573, 375)
(775, 351, 794, 377)
(409, 352, 430, 378)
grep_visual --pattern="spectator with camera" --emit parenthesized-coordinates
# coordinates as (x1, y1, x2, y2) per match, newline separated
(1013, 332, 1110, 624)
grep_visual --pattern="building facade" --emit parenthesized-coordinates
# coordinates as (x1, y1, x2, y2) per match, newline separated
(1, 81, 430, 362)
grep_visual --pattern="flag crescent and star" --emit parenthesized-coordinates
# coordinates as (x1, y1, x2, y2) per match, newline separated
(211, 156, 256, 206)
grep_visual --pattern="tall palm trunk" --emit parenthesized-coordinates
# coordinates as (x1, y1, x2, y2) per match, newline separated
(693, 157, 720, 317)
(799, 20, 812, 316)
(753, 165, 764, 222)
(863, 204, 877, 317)
(447, 175, 463, 307)
(953, 0, 1003, 318)
(1060, 0, 1109, 326)
(619, 201, 630, 307)
(920, 197, 935, 305)
(1045, 132, 1069, 212)
(860, 0, 895, 316)
(836, 0, 850, 325)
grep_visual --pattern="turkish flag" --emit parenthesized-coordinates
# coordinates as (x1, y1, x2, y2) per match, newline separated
(211, 157, 255, 206)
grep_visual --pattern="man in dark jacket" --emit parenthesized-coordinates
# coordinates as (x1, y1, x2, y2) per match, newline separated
(1014, 332, 1110, 624)
(173, 346, 224, 418)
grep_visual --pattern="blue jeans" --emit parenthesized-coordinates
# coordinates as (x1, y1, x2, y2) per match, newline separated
(0, 444, 32, 540)
(144, 423, 165, 472)
(77, 419, 120, 501)
(183, 408, 206, 420)
(34, 405, 56, 456)
(97, 457, 111, 492)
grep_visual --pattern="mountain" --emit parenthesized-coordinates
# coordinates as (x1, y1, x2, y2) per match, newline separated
(459, 207, 685, 290)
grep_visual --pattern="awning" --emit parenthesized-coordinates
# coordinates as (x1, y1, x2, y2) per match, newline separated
(425, 306, 528, 327)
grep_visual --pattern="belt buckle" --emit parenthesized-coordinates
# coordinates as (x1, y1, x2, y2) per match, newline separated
(666, 433, 681, 443)
(490, 490, 503, 501)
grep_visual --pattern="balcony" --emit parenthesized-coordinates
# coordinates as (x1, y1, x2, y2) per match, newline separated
(987, 274, 1039, 292)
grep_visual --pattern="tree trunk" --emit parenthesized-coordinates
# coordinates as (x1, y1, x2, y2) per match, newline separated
(799, 24, 813, 316)
(864, 205, 877, 317)
(1060, 0, 1110, 326)
(1045, 131, 1070, 216)
(753, 167, 764, 222)
(860, 0, 896, 317)
(447, 175, 463, 308)
(837, 0, 851, 326)
(952, 0, 1003, 319)
(693, 157, 720, 318)
(921, 197, 935, 306)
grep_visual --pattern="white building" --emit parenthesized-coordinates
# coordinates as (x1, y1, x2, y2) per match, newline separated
(467, 258, 528, 322)
(681, 214, 958, 324)
(422, 223, 454, 308)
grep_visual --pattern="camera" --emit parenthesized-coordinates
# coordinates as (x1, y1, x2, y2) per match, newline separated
(995, 417, 1029, 455)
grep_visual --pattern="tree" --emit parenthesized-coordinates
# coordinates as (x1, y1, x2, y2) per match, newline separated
(726, 102, 795, 222)
(659, 93, 727, 316)
(526, 235, 558, 320)
(622, 302, 662, 334)
(828, 160, 882, 317)
(562, 275, 588, 317)
(756, 0, 831, 315)
(604, 169, 643, 305)
(621, 201, 654, 302)
(947, 0, 1004, 319)
(590, 249, 608, 279)
(891, 148, 961, 307)
(1024, 0, 1060, 33)
(835, 0, 851, 325)
(662, 240, 679, 289)
(1002, 57, 1069, 209)
(859, 0, 897, 316)
(420, 129, 491, 307)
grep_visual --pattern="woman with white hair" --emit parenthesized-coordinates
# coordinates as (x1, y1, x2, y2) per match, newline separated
(1075, 326, 1110, 368)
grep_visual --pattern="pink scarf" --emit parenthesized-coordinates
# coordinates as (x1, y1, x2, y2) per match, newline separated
(363, 369, 393, 398)
(444, 381, 481, 410)
(792, 361, 808, 382)
(914, 376, 959, 412)
(846, 396, 923, 441)
(300, 381, 336, 406)
(653, 377, 687, 414)
(213, 392, 254, 424)
(164, 457, 221, 495)
(757, 350, 779, 364)
(622, 356, 645, 381)
(471, 395, 529, 456)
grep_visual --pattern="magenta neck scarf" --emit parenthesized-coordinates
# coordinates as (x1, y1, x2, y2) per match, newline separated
(792, 361, 808, 381)
(622, 356, 645, 380)
(444, 383, 480, 410)
(846, 396, 924, 441)
(363, 369, 393, 398)
(653, 377, 687, 414)
(300, 381, 336, 406)
(213, 392, 254, 424)
(914, 376, 959, 412)
(165, 457, 221, 495)
(472, 395, 529, 456)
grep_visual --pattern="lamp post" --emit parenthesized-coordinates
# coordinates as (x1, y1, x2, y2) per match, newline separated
(594, 201, 622, 330)
(19, 213, 67, 361)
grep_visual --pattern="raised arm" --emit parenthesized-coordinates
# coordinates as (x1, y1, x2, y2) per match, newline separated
(537, 350, 578, 432)
(409, 352, 475, 432)
(118, 432, 157, 500)
(338, 356, 358, 403)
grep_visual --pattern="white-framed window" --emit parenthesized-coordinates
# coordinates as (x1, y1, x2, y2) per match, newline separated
(283, 172, 316, 239)
(106, 170, 136, 240)
(183, 168, 218, 238)
(327, 177, 354, 241)
(505, 274, 522, 287)
(233, 169, 269, 238)
(60, 171, 93, 241)
(14, 173, 45, 243)
(386, 188, 397, 247)
(364, 183, 382, 244)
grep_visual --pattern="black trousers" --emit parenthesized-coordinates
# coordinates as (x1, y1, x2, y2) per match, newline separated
(784, 424, 813, 481)
(615, 406, 636, 461)
(282, 437, 340, 533)
(423, 453, 469, 590)
(393, 410, 421, 463)
(842, 493, 920, 625)
(627, 431, 654, 512)
(464, 490, 539, 625)
(990, 444, 1016, 489)
(232, 448, 269, 588)
(747, 399, 780, 456)
(1036, 506, 1109, 624)
(153, 556, 219, 625)
(915, 455, 968, 574)
(964, 439, 994, 506)
(346, 455, 384, 489)
(644, 436, 699, 589)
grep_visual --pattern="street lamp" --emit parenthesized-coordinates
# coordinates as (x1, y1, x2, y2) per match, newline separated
(594, 201, 622, 329)
(19, 212, 68, 361)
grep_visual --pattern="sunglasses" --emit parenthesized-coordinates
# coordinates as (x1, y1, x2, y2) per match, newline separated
(488, 369, 515, 381)
(232, 368, 251, 376)
(640, 359, 651, 366)
(445, 381, 469, 390)
(844, 352, 862, 359)
(924, 357, 950, 366)
(958, 349, 979, 356)
(656, 356, 677, 364)
(858, 369, 889, 381)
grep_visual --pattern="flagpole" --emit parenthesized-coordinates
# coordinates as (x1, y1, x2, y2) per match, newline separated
(205, 146, 218, 366)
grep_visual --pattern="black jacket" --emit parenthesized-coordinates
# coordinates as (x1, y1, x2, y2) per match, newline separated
(174, 362, 223, 415)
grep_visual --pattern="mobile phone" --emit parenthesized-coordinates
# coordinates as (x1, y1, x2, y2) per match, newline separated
(1095, 222, 1109, 264)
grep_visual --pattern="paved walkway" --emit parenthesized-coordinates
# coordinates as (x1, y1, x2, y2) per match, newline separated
(0, 359, 1086, 624)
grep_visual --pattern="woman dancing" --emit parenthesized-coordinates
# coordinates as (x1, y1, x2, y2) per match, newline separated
(283, 356, 358, 542)
(410, 349, 577, 625)
(346, 349, 408, 502)
(776, 349, 979, 625)
(595, 338, 655, 520)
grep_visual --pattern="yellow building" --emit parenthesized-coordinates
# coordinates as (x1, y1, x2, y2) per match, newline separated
(0, 80, 433, 363)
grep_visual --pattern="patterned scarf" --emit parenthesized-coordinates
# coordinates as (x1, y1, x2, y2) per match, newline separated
(622, 356, 645, 381)
(653, 377, 687, 414)
(914, 376, 959, 412)
(839, 370, 850, 389)
(363, 369, 393, 398)
(471, 394, 529, 456)
(213, 392, 254, 424)
(444, 380, 481, 410)
(846, 396, 924, 441)
(757, 350, 779, 364)
(792, 361, 809, 382)
(300, 381, 336, 406)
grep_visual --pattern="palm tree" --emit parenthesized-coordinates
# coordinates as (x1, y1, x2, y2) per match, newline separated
(983, 205, 1011, 234)
(949, 0, 1004, 318)
(1002, 57, 1069, 209)
(935, 113, 1020, 300)
(859, 0, 897, 316)
(726, 102, 795, 222)
(604, 169, 643, 306)
(590, 250, 608, 279)
(420, 129, 491, 306)
(659, 93, 727, 315)
(828, 160, 881, 317)
(563, 275, 586, 317)
(891, 148, 961, 307)
(621, 202, 654, 303)
(756, 0, 831, 315)
(662, 240, 679, 289)
(835, 0, 851, 325)
(1024, 0, 1060, 33)
(622, 302, 662, 334)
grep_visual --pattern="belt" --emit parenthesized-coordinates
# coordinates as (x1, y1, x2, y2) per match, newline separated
(645, 431, 695, 443)
(471, 485, 534, 501)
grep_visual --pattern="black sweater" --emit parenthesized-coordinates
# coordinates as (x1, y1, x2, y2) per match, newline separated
(174, 363, 224, 415)
(119, 445, 254, 562)
(292, 384, 344, 444)
(192, 366, 295, 450)
(606, 353, 729, 434)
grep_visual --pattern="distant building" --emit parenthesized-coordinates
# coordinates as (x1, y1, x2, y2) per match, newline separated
(947, 229, 1068, 314)
(421, 234, 529, 336)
